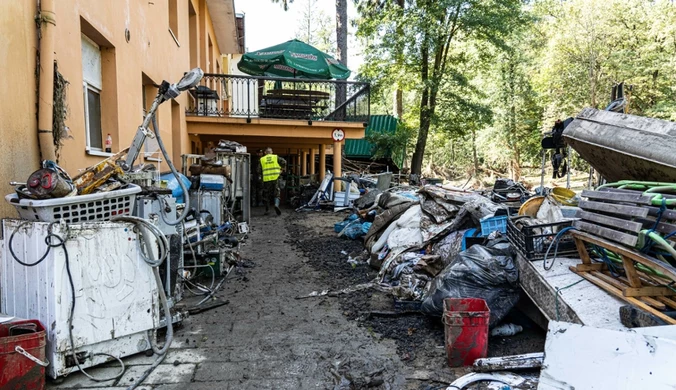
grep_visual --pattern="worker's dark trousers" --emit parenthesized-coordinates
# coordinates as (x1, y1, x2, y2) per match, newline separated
(263, 180, 280, 210)
(251, 178, 263, 206)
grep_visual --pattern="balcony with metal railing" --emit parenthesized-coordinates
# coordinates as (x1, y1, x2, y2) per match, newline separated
(185, 74, 370, 124)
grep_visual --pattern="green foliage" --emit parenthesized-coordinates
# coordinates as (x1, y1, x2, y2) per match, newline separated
(355, 0, 676, 178)
(355, 0, 528, 174)
(366, 122, 415, 160)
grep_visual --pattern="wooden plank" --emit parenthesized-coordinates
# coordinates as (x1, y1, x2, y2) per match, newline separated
(574, 237, 593, 265)
(623, 287, 676, 298)
(571, 267, 676, 325)
(645, 205, 676, 221)
(574, 263, 606, 272)
(573, 220, 639, 247)
(579, 199, 649, 218)
(577, 210, 643, 233)
(590, 272, 666, 310)
(656, 296, 676, 310)
(615, 274, 676, 297)
(621, 255, 642, 288)
(636, 217, 676, 239)
(582, 190, 652, 205)
(572, 231, 676, 282)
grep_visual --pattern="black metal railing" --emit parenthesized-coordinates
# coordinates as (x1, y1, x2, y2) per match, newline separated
(185, 74, 370, 123)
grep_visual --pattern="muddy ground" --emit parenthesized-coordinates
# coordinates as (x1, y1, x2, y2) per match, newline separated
(49, 207, 544, 390)
(287, 211, 545, 387)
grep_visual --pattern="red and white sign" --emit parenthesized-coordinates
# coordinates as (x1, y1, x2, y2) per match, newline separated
(332, 128, 345, 142)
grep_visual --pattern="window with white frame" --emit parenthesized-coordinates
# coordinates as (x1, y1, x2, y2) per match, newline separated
(81, 34, 103, 151)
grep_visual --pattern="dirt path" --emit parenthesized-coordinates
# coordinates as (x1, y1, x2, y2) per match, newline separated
(49, 208, 543, 390)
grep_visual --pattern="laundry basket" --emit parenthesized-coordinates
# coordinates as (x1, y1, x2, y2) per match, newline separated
(5, 184, 141, 223)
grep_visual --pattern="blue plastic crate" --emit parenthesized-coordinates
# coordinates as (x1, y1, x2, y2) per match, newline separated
(480, 215, 508, 236)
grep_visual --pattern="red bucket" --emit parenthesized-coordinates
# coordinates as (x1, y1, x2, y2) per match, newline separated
(442, 298, 490, 367)
(0, 319, 47, 390)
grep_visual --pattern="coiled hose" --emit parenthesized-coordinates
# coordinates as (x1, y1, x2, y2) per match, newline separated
(150, 113, 189, 226)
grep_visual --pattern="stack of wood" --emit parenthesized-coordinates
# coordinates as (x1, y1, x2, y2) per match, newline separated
(574, 189, 676, 247)
(569, 188, 676, 324)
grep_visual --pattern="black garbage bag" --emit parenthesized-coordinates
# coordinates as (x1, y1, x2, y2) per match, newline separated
(421, 241, 519, 328)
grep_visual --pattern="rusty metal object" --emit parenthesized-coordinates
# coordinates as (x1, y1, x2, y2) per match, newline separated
(72, 148, 128, 194)
(188, 164, 231, 177)
(26, 168, 74, 199)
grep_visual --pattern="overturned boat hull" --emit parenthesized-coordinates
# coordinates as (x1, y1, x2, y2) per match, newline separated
(563, 108, 676, 183)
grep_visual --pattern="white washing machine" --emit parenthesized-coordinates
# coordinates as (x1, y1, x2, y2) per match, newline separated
(0, 220, 160, 378)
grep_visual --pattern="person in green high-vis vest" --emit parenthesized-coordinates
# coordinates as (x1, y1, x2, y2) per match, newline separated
(260, 147, 286, 216)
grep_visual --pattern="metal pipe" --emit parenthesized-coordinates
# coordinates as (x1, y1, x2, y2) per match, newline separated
(37, 0, 57, 161)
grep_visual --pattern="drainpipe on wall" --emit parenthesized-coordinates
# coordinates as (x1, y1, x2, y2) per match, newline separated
(37, 0, 57, 161)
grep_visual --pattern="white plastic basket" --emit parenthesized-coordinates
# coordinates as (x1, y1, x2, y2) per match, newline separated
(5, 184, 142, 223)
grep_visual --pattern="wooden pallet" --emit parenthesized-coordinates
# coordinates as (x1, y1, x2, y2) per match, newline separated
(570, 230, 676, 325)
(573, 188, 676, 248)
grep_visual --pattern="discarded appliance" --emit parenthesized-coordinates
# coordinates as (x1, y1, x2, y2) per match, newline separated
(182, 151, 251, 226)
(1, 68, 208, 390)
(1, 221, 161, 378)
(539, 321, 676, 390)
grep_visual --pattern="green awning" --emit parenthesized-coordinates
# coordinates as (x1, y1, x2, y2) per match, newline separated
(345, 115, 404, 168)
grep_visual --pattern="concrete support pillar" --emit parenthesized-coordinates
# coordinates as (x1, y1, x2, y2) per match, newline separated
(319, 144, 326, 182)
(301, 150, 307, 176)
(333, 141, 342, 191)
(309, 148, 316, 176)
(296, 151, 301, 176)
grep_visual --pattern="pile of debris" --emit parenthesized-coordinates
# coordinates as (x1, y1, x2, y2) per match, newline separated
(331, 184, 526, 329)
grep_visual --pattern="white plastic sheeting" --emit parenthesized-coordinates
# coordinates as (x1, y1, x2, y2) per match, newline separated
(372, 204, 422, 254)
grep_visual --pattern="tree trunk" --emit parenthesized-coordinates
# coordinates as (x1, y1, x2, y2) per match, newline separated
(335, 0, 348, 109)
(411, 31, 430, 175)
(393, 89, 403, 118)
(472, 128, 479, 175)
(335, 0, 347, 65)
(394, 0, 404, 119)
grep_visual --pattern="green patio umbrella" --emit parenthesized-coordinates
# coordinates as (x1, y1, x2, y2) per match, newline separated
(237, 39, 351, 80)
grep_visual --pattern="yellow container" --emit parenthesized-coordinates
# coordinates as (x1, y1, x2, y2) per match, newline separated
(518, 196, 545, 217)
(551, 187, 577, 206)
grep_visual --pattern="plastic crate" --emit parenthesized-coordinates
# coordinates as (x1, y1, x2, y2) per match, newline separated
(479, 215, 508, 236)
(506, 218, 578, 261)
(5, 184, 141, 223)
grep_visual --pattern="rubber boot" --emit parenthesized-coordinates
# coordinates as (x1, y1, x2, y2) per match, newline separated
(264, 203, 270, 215)
(274, 198, 281, 216)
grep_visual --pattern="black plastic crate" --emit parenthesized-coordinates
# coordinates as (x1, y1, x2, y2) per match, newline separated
(507, 218, 579, 261)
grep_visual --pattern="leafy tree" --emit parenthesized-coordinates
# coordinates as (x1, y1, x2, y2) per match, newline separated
(356, 0, 527, 175)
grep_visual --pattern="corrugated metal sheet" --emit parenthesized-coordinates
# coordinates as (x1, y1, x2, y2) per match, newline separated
(345, 115, 398, 158)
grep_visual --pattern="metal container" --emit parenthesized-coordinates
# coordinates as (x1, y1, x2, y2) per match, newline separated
(1, 220, 161, 378)
(0, 319, 47, 390)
